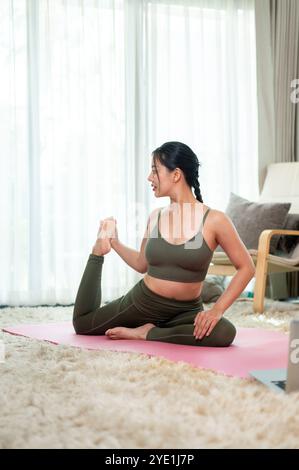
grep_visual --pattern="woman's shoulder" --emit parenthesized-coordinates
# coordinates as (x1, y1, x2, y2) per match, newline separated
(148, 206, 164, 216)
(149, 206, 165, 217)
(207, 208, 225, 219)
(207, 209, 234, 236)
(146, 206, 164, 228)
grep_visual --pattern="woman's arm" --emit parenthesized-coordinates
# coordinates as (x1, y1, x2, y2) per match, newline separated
(111, 239, 144, 273)
(212, 266, 255, 314)
(193, 211, 255, 339)
(211, 211, 256, 314)
(111, 208, 161, 274)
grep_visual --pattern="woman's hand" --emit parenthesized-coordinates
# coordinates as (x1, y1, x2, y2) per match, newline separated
(193, 306, 223, 340)
(92, 218, 115, 256)
(99, 217, 118, 243)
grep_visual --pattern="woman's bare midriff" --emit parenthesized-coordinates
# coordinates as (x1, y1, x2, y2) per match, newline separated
(143, 274, 204, 301)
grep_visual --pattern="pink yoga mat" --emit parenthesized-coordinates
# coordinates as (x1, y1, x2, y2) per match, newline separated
(2, 322, 288, 378)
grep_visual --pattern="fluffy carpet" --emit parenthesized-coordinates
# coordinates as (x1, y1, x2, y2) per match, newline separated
(1, 297, 299, 449)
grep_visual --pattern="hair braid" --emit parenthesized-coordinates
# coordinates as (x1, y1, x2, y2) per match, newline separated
(192, 178, 203, 203)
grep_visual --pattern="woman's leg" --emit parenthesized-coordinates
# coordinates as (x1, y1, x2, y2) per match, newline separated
(72, 254, 150, 335)
(146, 308, 236, 347)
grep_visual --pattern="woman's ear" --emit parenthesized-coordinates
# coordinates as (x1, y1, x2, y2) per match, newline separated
(173, 168, 182, 183)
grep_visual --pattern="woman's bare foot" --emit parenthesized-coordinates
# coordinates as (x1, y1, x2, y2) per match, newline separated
(105, 323, 155, 340)
(92, 219, 113, 256)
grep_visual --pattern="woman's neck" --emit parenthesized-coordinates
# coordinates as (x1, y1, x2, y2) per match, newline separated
(169, 199, 200, 209)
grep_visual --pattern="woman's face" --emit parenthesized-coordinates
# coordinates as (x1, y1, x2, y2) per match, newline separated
(147, 157, 171, 197)
(147, 159, 180, 197)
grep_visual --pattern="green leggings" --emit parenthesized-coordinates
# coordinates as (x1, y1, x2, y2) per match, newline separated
(72, 254, 236, 347)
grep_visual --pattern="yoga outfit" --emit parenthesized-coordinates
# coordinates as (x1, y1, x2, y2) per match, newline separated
(73, 207, 236, 346)
(145, 206, 214, 282)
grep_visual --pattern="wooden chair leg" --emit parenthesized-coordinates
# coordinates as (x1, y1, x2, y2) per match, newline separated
(253, 262, 268, 314)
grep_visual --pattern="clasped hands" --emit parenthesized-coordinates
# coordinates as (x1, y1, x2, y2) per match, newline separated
(193, 306, 223, 340)
(98, 217, 118, 242)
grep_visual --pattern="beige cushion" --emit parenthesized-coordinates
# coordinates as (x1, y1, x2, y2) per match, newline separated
(259, 162, 299, 213)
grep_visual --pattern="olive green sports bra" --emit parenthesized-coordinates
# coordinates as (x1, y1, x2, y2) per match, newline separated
(145, 207, 214, 283)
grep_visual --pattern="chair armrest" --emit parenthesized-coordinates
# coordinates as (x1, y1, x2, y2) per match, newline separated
(257, 229, 299, 256)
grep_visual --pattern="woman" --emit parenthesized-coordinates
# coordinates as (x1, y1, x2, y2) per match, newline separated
(73, 142, 255, 346)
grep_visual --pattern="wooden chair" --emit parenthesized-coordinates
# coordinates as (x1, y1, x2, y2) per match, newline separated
(208, 162, 299, 313)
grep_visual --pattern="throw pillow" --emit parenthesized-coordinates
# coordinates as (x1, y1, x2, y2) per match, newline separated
(276, 213, 299, 255)
(215, 192, 291, 254)
(201, 280, 224, 303)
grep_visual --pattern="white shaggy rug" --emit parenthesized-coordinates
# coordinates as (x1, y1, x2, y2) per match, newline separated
(1, 297, 299, 449)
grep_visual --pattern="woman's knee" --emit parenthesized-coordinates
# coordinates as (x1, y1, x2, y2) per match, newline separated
(215, 319, 237, 347)
(72, 319, 82, 335)
(72, 317, 90, 335)
(223, 319, 237, 346)
(72, 306, 89, 334)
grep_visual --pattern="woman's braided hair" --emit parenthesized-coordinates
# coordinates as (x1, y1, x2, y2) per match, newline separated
(192, 176, 203, 203)
(152, 141, 203, 202)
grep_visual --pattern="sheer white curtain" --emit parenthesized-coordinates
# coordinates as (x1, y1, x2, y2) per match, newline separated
(0, 0, 258, 306)
(148, 0, 259, 205)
